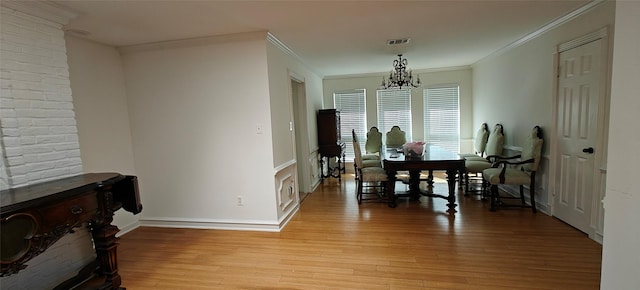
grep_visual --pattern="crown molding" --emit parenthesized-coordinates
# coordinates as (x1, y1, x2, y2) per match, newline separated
(475, 0, 606, 65)
(267, 32, 323, 78)
(324, 65, 471, 80)
(267, 32, 300, 64)
(118, 31, 268, 54)
(1, 1, 77, 25)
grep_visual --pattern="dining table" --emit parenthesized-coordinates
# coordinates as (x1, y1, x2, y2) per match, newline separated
(383, 144, 465, 213)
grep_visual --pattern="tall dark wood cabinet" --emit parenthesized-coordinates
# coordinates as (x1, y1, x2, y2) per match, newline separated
(317, 109, 345, 181)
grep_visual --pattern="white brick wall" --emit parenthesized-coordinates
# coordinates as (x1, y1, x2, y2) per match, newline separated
(1, 6, 82, 189)
(1, 5, 91, 289)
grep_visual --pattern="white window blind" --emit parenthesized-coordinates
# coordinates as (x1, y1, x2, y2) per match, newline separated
(423, 85, 460, 153)
(377, 89, 412, 141)
(334, 89, 366, 159)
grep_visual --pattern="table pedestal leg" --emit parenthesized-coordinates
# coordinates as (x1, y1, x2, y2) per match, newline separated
(386, 170, 398, 208)
(446, 169, 458, 213)
(427, 170, 434, 186)
(409, 170, 421, 200)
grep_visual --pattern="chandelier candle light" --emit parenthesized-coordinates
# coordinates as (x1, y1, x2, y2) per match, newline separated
(380, 54, 422, 89)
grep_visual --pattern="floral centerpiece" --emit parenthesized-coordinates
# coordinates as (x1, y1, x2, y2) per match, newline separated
(403, 141, 426, 158)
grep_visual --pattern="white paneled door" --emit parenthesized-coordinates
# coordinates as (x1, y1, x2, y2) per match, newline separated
(554, 37, 605, 235)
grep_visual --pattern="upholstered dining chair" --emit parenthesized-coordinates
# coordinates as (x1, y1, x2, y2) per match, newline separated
(482, 126, 543, 212)
(385, 126, 407, 149)
(383, 126, 412, 185)
(352, 130, 388, 203)
(465, 124, 504, 162)
(364, 127, 383, 160)
(459, 123, 489, 159)
(463, 124, 504, 196)
(352, 130, 382, 169)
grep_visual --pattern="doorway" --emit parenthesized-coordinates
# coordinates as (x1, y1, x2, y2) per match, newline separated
(553, 28, 609, 243)
(290, 75, 311, 202)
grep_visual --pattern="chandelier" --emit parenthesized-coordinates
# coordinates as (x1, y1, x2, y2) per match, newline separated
(380, 54, 421, 89)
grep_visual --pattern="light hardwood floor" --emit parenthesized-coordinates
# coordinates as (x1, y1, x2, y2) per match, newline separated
(118, 174, 602, 289)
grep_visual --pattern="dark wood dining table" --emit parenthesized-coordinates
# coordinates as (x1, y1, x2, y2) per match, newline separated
(383, 144, 465, 213)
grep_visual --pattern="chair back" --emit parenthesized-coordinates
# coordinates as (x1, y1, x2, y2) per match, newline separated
(352, 129, 360, 143)
(521, 126, 544, 172)
(474, 123, 490, 155)
(485, 124, 504, 156)
(352, 130, 364, 169)
(365, 127, 383, 154)
(385, 126, 407, 148)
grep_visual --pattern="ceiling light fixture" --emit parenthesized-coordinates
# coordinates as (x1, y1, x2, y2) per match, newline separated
(380, 54, 421, 90)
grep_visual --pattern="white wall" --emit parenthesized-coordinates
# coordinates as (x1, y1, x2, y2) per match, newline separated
(120, 32, 280, 229)
(322, 68, 474, 152)
(266, 38, 325, 210)
(266, 39, 324, 171)
(470, 1, 615, 212)
(266, 44, 295, 168)
(266, 41, 323, 168)
(601, 1, 640, 288)
(65, 35, 139, 232)
(472, 2, 614, 150)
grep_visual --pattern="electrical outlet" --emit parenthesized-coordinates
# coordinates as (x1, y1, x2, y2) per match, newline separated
(237, 195, 244, 206)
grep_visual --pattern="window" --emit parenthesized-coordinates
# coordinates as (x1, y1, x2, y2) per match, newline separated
(333, 89, 366, 159)
(377, 89, 412, 141)
(423, 85, 460, 153)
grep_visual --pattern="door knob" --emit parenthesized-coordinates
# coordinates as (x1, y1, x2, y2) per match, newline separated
(582, 147, 594, 154)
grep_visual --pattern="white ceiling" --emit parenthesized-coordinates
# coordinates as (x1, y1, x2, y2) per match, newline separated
(53, 0, 592, 77)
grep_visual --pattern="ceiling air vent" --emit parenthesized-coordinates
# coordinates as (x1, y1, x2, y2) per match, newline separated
(387, 38, 411, 45)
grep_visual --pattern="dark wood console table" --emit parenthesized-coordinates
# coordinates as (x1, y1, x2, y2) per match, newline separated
(0, 173, 142, 289)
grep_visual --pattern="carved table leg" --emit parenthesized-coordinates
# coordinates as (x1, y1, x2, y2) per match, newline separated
(319, 157, 325, 182)
(445, 169, 458, 213)
(409, 170, 421, 200)
(386, 170, 398, 208)
(336, 155, 343, 182)
(91, 223, 122, 289)
(426, 170, 434, 186)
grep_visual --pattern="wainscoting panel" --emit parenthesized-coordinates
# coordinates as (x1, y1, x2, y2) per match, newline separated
(274, 161, 300, 230)
(276, 169, 297, 212)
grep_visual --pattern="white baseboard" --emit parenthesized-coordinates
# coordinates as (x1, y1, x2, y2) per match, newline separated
(138, 215, 296, 232)
(310, 178, 321, 192)
(277, 203, 300, 230)
(120, 190, 302, 235)
(140, 219, 280, 232)
(590, 231, 604, 245)
(116, 220, 141, 237)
